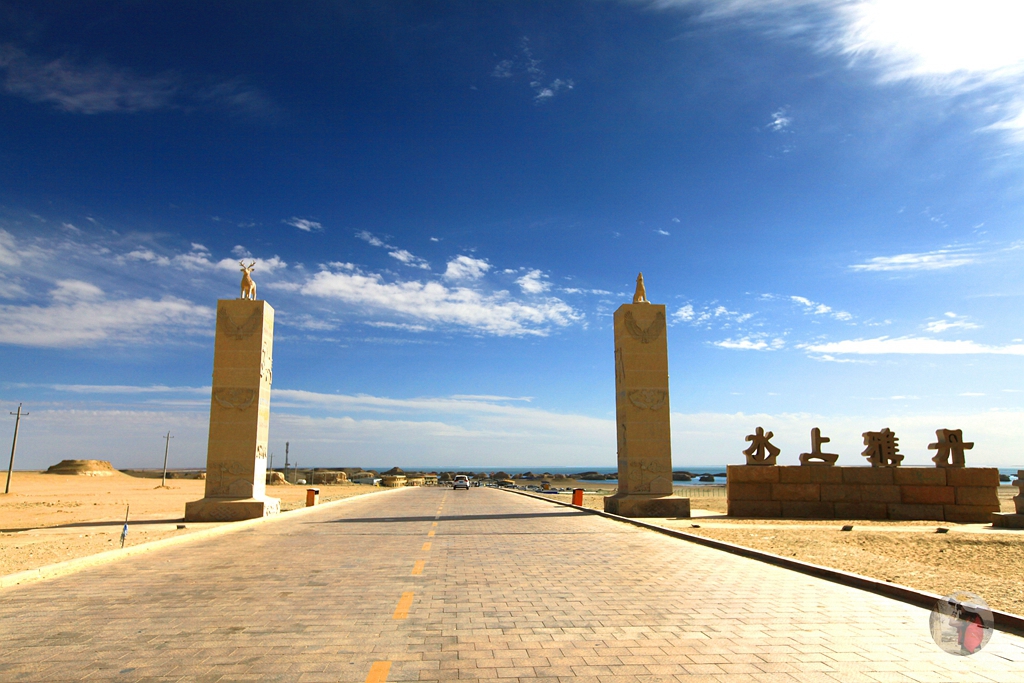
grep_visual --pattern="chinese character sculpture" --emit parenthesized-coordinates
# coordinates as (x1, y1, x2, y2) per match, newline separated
(1015, 472, 1024, 515)
(743, 427, 780, 466)
(928, 429, 974, 468)
(799, 427, 839, 466)
(861, 427, 903, 467)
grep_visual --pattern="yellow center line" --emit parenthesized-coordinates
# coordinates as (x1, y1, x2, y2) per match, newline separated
(421, 541, 431, 551)
(365, 661, 391, 682)
(427, 530, 435, 537)
(393, 591, 414, 619)
(411, 560, 425, 575)
(431, 522, 437, 527)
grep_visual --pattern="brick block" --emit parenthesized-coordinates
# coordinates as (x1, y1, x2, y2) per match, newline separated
(728, 500, 781, 517)
(779, 466, 843, 484)
(887, 503, 945, 521)
(900, 486, 955, 505)
(728, 482, 772, 501)
(781, 501, 835, 519)
(842, 467, 894, 485)
(945, 468, 999, 487)
(727, 465, 780, 483)
(771, 483, 820, 502)
(820, 484, 860, 502)
(954, 487, 999, 506)
(893, 468, 947, 486)
(834, 502, 888, 520)
(778, 466, 811, 483)
(944, 505, 1000, 524)
(856, 485, 901, 503)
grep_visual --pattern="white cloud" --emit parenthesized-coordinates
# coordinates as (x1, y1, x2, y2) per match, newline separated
(924, 313, 980, 333)
(300, 267, 580, 337)
(0, 228, 24, 266)
(388, 249, 430, 270)
(0, 292, 213, 348)
(849, 248, 975, 271)
(790, 294, 851, 321)
(443, 255, 491, 282)
(654, 229, 670, 236)
(0, 44, 273, 117)
(802, 336, 1024, 356)
(672, 217, 681, 223)
(515, 269, 550, 294)
(357, 231, 431, 270)
(51, 279, 104, 302)
(714, 336, 785, 351)
(768, 106, 791, 131)
(493, 37, 575, 104)
(285, 217, 323, 232)
(673, 304, 695, 322)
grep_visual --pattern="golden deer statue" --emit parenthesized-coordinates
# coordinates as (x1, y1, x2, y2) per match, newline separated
(239, 260, 257, 300)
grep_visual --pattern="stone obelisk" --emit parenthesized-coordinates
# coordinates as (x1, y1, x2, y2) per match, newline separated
(185, 262, 280, 521)
(604, 273, 690, 518)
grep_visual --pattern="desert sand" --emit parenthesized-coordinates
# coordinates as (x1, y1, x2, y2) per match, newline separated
(0, 471, 385, 576)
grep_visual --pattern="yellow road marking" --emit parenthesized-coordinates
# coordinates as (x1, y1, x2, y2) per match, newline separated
(431, 522, 437, 527)
(427, 530, 435, 537)
(411, 560, 425, 575)
(365, 661, 391, 682)
(422, 542, 431, 551)
(393, 591, 414, 619)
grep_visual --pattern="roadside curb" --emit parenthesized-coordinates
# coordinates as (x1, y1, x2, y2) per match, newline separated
(0, 486, 410, 590)
(502, 487, 1024, 638)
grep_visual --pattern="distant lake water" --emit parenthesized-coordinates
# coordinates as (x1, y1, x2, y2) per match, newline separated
(439, 465, 1022, 485)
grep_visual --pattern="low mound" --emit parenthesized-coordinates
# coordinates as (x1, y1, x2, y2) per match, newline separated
(45, 459, 119, 476)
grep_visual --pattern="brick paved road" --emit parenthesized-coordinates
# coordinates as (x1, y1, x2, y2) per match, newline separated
(1, 487, 1023, 682)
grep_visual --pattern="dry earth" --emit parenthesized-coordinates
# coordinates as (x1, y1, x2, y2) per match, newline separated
(571, 485, 1024, 616)
(0, 471, 385, 576)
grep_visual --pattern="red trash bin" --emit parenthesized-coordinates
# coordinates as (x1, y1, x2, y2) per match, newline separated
(306, 488, 320, 507)
(572, 488, 584, 506)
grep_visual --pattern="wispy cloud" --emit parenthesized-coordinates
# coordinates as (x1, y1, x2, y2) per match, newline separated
(802, 336, 1024, 356)
(767, 106, 791, 131)
(300, 265, 580, 337)
(849, 248, 976, 272)
(492, 37, 575, 104)
(656, 0, 1024, 147)
(714, 336, 785, 351)
(790, 295, 851, 321)
(285, 217, 323, 232)
(357, 231, 430, 270)
(0, 280, 213, 348)
(0, 44, 273, 117)
(924, 312, 979, 333)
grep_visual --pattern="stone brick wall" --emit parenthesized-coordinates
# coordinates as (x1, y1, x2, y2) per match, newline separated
(726, 465, 999, 522)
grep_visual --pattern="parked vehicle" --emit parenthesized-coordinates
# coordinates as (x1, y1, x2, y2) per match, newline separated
(453, 474, 470, 490)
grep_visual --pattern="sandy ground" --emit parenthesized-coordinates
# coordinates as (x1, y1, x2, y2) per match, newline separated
(570, 485, 1024, 616)
(0, 472, 386, 576)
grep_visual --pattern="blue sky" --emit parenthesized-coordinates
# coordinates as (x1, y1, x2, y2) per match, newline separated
(2, 1, 1023, 470)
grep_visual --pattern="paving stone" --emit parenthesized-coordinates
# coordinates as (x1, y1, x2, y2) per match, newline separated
(0, 487, 1022, 682)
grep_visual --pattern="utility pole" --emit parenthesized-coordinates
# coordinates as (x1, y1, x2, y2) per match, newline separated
(284, 441, 290, 483)
(160, 431, 174, 488)
(6, 404, 28, 494)
(268, 451, 273, 485)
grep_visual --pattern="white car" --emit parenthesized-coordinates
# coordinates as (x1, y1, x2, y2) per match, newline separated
(453, 475, 470, 490)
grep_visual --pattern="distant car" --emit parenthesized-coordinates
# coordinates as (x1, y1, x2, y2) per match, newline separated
(453, 475, 470, 490)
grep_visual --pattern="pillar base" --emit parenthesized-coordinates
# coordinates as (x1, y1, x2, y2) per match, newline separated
(604, 494, 690, 518)
(992, 513, 1024, 529)
(184, 496, 280, 522)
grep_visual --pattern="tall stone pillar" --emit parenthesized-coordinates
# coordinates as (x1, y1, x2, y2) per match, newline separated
(604, 274, 689, 518)
(185, 299, 280, 521)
